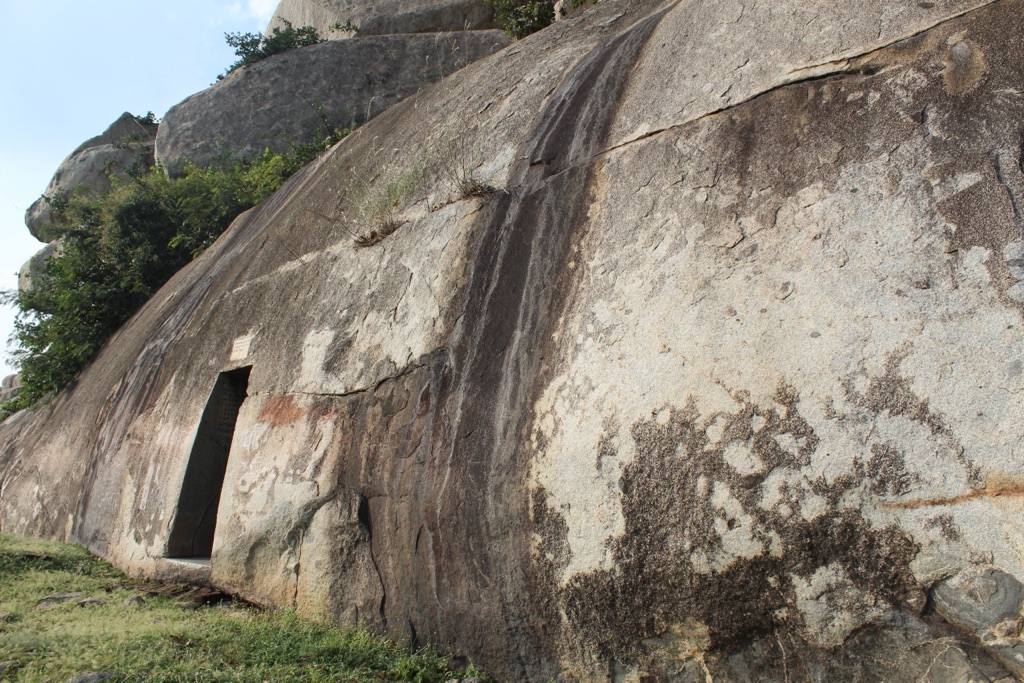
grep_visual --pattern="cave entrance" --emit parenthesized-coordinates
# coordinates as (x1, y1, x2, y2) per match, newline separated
(166, 366, 251, 560)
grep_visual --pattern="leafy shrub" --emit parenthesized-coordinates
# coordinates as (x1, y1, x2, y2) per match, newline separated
(2, 127, 351, 417)
(329, 19, 361, 34)
(485, 0, 556, 39)
(221, 20, 324, 78)
(486, 0, 594, 38)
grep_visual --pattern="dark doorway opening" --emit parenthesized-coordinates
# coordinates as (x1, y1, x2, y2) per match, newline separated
(166, 366, 251, 559)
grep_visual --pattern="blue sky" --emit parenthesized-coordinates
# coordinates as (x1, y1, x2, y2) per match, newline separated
(0, 0, 278, 377)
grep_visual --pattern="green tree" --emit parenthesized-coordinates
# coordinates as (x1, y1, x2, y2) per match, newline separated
(221, 20, 323, 78)
(2, 126, 351, 417)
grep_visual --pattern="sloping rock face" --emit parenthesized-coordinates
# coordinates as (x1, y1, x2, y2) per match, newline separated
(154, 31, 509, 175)
(267, 0, 495, 37)
(3, 0, 1024, 680)
(25, 113, 157, 242)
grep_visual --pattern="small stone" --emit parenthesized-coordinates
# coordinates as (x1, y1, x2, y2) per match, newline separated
(0, 661, 19, 673)
(176, 600, 201, 610)
(122, 595, 144, 607)
(933, 567, 1024, 633)
(75, 598, 103, 607)
(0, 612, 15, 622)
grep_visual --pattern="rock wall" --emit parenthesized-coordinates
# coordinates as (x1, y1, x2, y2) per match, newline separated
(3, 0, 1024, 680)
(154, 31, 509, 175)
(0, 375, 20, 404)
(25, 113, 156, 242)
(267, 0, 495, 38)
(17, 240, 62, 294)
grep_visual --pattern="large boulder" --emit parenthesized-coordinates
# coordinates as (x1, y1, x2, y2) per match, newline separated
(154, 31, 510, 176)
(4, 0, 1024, 680)
(18, 240, 62, 294)
(267, 0, 495, 38)
(0, 376, 19, 404)
(25, 113, 157, 243)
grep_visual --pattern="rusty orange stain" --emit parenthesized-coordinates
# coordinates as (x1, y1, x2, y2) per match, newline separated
(258, 395, 305, 426)
(883, 472, 1024, 509)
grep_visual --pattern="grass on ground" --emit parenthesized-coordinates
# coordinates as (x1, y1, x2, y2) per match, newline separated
(0, 533, 475, 682)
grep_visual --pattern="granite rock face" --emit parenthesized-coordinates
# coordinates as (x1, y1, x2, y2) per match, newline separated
(267, 0, 495, 38)
(25, 113, 157, 243)
(0, 376, 19, 404)
(3, 0, 1024, 680)
(154, 31, 509, 175)
(18, 240, 62, 294)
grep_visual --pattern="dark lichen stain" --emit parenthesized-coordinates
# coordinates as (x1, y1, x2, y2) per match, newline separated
(842, 346, 981, 485)
(924, 513, 962, 542)
(866, 442, 914, 496)
(554, 385, 922, 674)
(847, 349, 944, 435)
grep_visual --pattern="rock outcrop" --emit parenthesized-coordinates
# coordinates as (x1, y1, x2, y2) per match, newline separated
(154, 31, 509, 175)
(25, 113, 157, 243)
(4, 0, 1024, 680)
(267, 0, 495, 38)
(0, 376, 19, 404)
(18, 240, 62, 293)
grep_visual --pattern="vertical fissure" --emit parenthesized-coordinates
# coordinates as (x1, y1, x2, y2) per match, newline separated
(359, 494, 388, 627)
(433, 7, 673, 676)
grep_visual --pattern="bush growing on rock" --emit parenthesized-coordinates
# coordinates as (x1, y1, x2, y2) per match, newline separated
(2, 129, 350, 416)
(221, 20, 324, 78)
(486, 0, 590, 38)
(485, 0, 556, 38)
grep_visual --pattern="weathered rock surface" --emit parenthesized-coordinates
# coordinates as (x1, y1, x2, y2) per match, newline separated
(3, 0, 1024, 680)
(0, 375, 20, 404)
(154, 31, 509, 175)
(267, 0, 495, 38)
(554, 0, 599, 21)
(18, 240, 62, 293)
(25, 113, 157, 243)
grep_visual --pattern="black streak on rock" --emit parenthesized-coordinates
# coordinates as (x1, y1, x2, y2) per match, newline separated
(557, 390, 921, 675)
(426, 10, 673, 679)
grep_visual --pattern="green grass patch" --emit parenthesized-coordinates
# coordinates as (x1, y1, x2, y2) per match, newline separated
(0, 534, 476, 682)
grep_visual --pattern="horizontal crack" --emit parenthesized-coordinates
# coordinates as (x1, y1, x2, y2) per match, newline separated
(254, 359, 430, 400)
(596, 0, 1001, 159)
